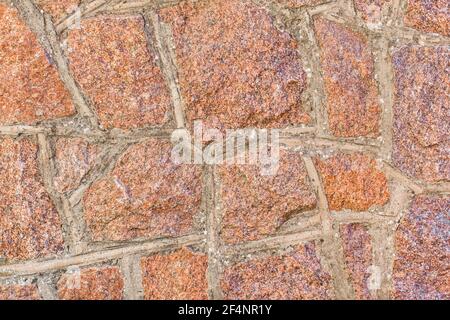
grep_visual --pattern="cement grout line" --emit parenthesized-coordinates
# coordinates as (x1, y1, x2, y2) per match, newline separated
(0, 234, 205, 278)
(222, 229, 323, 258)
(37, 134, 89, 255)
(146, 10, 187, 129)
(373, 35, 395, 161)
(204, 166, 224, 300)
(55, 0, 114, 34)
(303, 156, 355, 299)
(120, 255, 144, 300)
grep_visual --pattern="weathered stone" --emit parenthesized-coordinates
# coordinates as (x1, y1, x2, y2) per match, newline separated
(315, 153, 389, 211)
(0, 138, 64, 262)
(340, 223, 373, 300)
(314, 17, 381, 137)
(57, 266, 124, 300)
(0, 4, 75, 125)
(67, 15, 172, 130)
(354, 0, 391, 25)
(54, 137, 99, 193)
(83, 139, 203, 242)
(141, 248, 208, 300)
(393, 195, 450, 300)
(221, 243, 333, 299)
(35, 0, 81, 22)
(0, 283, 41, 300)
(404, 0, 449, 36)
(218, 150, 316, 244)
(392, 46, 449, 183)
(160, 0, 311, 130)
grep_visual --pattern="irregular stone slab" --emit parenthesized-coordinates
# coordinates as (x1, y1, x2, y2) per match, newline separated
(393, 195, 450, 300)
(83, 139, 203, 241)
(340, 223, 374, 300)
(0, 4, 75, 125)
(218, 150, 316, 244)
(314, 17, 381, 137)
(0, 138, 64, 262)
(141, 248, 208, 300)
(404, 0, 449, 36)
(67, 15, 172, 130)
(0, 283, 41, 300)
(221, 243, 334, 299)
(315, 153, 389, 212)
(392, 46, 449, 183)
(160, 0, 311, 130)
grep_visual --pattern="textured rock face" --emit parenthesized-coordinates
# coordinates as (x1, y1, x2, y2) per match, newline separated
(221, 243, 333, 300)
(392, 46, 449, 183)
(57, 266, 124, 300)
(393, 196, 450, 300)
(54, 137, 99, 193)
(67, 15, 172, 130)
(0, 138, 64, 262)
(340, 224, 373, 300)
(0, 284, 41, 300)
(141, 248, 208, 300)
(83, 139, 203, 242)
(404, 0, 449, 36)
(354, 0, 391, 24)
(160, 0, 311, 130)
(315, 153, 390, 212)
(0, 4, 75, 125)
(314, 17, 381, 137)
(35, 0, 81, 21)
(218, 151, 316, 244)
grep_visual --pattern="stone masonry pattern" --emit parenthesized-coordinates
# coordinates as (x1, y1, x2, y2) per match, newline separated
(0, 0, 448, 300)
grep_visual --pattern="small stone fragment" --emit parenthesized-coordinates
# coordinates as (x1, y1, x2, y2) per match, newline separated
(315, 153, 390, 211)
(221, 243, 334, 299)
(57, 266, 124, 300)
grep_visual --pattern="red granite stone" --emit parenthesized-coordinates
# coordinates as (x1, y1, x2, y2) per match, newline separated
(141, 248, 208, 300)
(160, 0, 311, 130)
(0, 4, 75, 125)
(393, 195, 450, 300)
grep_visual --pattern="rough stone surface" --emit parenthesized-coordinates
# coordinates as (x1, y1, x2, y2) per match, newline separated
(57, 266, 124, 300)
(0, 4, 75, 125)
(404, 0, 449, 36)
(354, 0, 391, 24)
(218, 151, 316, 244)
(83, 139, 203, 242)
(315, 153, 389, 212)
(53, 137, 99, 193)
(141, 248, 208, 300)
(314, 17, 381, 137)
(0, 138, 64, 262)
(35, 0, 81, 22)
(0, 284, 41, 300)
(393, 195, 450, 300)
(392, 46, 449, 183)
(67, 15, 172, 130)
(277, 0, 327, 8)
(221, 243, 334, 299)
(340, 223, 373, 300)
(160, 0, 311, 130)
